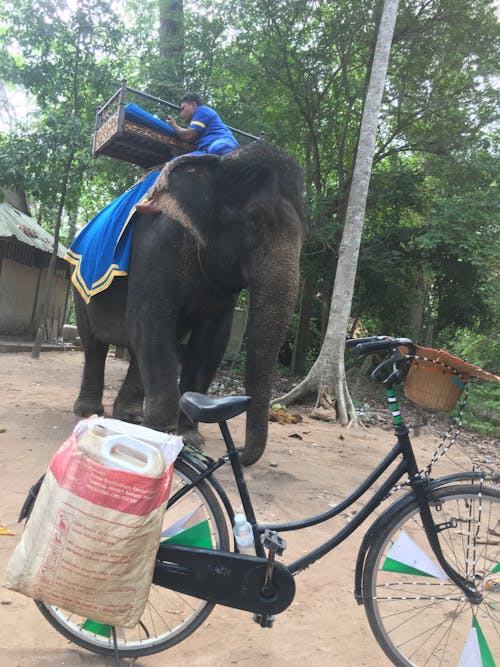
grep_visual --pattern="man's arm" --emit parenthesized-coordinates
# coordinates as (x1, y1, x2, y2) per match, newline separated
(166, 116, 199, 142)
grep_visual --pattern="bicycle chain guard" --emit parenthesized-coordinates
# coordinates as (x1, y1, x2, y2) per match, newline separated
(154, 543, 296, 615)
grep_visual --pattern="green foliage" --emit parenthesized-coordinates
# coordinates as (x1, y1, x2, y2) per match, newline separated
(417, 151, 499, 333)
(0, 0, 128, 241)
(354, 147, 499, 339)
(440, 329, 500, 436)
(204, 0, 500, 364)
(383, 0, 499, 158)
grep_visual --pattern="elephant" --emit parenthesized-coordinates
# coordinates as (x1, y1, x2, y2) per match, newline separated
(73, 141, 307, 466)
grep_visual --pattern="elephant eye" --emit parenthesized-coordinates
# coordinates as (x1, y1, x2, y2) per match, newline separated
(245, 216, 258, 231)
(246, 205, 267, 230)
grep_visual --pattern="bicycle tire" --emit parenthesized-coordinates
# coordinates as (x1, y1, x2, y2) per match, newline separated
(362, 483, 500, 667)
(36, 459, 230, 657)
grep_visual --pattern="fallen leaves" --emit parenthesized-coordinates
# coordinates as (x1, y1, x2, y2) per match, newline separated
(269, 408, 303, 424)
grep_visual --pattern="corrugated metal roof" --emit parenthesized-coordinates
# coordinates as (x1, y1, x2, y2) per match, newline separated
(0, 202, 68, 259)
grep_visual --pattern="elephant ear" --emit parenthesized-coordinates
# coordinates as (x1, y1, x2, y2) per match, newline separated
(151, 154, 220, 246)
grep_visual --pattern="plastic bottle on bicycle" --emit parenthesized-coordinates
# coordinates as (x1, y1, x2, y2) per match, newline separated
(233, 513, 256, 555)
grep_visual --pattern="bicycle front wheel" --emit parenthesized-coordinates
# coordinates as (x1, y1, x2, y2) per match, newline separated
(36, 459, 230, 657)
(362, 483, 500, 667)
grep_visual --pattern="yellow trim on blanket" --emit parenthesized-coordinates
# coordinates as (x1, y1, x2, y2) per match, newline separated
(69, 263, 128, 304)
(64, 248, 129, 305)
(63, 199, 145, 303)
(65, 248, 80, 265)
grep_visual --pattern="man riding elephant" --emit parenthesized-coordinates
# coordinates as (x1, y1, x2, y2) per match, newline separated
(137, 93, 239, 214)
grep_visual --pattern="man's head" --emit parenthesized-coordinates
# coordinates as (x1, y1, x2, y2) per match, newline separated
(180, 93, 203, 123)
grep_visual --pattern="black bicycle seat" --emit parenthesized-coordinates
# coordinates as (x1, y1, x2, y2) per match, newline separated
(180, 392, 251, 423)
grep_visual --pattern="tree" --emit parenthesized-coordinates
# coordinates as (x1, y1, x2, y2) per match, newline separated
(352, 143, 499, 343)
(156, 0, 185, 99)
(208, 0, 499, 379)
(278, 0, 400, 423)
(0, 0, 126, 354)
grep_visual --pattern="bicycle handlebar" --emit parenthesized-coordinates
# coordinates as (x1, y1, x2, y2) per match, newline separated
(345, 336, 413, 355)
(345, 336, 389, 348)
(345, 336, 415, 387)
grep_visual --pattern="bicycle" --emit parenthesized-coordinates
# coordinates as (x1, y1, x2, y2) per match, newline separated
(19, 336, 499, 666)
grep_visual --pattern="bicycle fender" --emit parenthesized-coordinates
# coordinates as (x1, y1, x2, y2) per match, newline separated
(18, 475, 45, 522)
(428, 470, 498, 489)
(154, 543, 296, 615)
(353, 470, 497, 603)
(178, 452, 238, 526)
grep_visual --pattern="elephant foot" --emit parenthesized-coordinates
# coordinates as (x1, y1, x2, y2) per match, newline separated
(74, 398, 104, 418)
(112, 400, 144, 424)
(180, 428, 205, 451)
(238, 445, 265, 467)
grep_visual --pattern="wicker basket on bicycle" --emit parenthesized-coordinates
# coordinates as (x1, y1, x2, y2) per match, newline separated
(398, 344, 500, 412)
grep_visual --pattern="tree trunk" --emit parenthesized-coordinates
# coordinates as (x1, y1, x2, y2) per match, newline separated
(409, 265, 426, 340)
(3, 188, 30, 215)
(67, 210, 78, 244)
(291, 274, 314, 375)
(32, 151, 74, 358)
(320, 251, 335, 342)
(278, 0, 400, 423)
(158, 0, 184, 100)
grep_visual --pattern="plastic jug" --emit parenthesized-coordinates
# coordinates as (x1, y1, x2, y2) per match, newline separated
(77, 425, 165, 478)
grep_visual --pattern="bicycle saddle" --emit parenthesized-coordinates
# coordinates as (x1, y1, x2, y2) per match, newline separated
(180, 392, 251, 423)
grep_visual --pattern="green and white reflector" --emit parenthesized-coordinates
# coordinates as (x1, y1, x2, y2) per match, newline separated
(382, 531, 447, 578)
(161, 506, 213, 549)
(458, 617, 496, 667)
(81, 621, 127, 639)
(491, 561, 500, 574)
(81, 619, 111, 637)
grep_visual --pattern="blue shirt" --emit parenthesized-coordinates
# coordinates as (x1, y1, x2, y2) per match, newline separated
(189, 106, 238, 150)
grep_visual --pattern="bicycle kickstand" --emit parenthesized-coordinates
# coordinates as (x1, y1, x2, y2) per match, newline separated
(253, 530, 287, 629)
(111, 626, 122, 667)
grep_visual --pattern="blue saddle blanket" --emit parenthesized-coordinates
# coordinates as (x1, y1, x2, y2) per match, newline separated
(65, 170, 159, 303)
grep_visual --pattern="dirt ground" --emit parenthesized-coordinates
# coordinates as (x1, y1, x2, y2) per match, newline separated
(0, 349, 497, 667)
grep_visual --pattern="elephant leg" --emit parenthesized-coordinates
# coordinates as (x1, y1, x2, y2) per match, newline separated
(178, 305, 235, 446)
(141, 356, 180, 433)
(112, 351, 145, 423)
(74, 339, 109, 417)
(129, 328, 180, 433)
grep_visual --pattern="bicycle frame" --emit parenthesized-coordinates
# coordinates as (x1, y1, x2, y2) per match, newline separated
(223, 417, 413, 568)
(175, 386, 483, 605)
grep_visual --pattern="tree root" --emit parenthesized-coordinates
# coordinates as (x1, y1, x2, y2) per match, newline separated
(310, 385, 337, 421)
(274, 370, 360, 427)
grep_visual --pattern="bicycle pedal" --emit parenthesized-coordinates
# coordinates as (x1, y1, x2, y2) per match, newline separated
(262, 529, 286, 555)
(253, 613, 276, 628)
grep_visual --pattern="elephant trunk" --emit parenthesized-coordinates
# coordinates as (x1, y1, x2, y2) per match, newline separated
(239, 245, 301, 466)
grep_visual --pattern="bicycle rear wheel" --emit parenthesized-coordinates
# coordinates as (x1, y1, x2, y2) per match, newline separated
(36, 459, 230, 657)
(362, 483, 500, 667)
